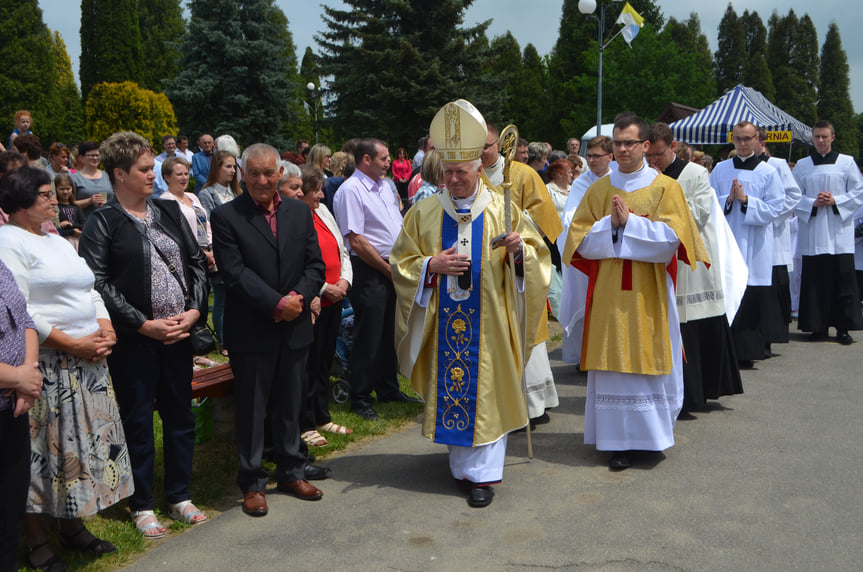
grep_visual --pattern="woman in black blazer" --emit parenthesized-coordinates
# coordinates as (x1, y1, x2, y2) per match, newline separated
(79, 131, 209, 539)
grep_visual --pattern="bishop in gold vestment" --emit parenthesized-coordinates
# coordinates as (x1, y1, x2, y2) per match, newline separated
(391, 99, 550, 507)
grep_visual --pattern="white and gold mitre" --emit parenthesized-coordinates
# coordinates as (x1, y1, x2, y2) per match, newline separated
(429, 99, 487, 163)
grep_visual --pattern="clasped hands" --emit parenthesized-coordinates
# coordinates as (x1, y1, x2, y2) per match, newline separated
(71, 327, 117, 361)
(813, 190, 835, 207)
(611, 194, 630, 230)
(727, 179, 748, 205)
(138, 309, 200, 345)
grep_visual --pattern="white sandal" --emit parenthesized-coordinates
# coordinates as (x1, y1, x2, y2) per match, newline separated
(168, 500, 208, 525)
(317, 422, 353, 435)
(131, 510, 167, 539)
(301, 430, 329, 447)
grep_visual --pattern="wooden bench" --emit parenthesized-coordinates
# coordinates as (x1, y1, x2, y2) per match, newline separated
(191, 363, 234, 399)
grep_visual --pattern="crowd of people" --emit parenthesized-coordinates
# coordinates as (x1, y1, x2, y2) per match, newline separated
(2, 100, 863, 570)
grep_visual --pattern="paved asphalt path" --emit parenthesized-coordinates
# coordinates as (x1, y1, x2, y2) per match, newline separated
(129, 330, 862, 571)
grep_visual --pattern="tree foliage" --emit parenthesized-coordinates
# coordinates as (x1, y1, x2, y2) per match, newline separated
(138, 0, 185, 93)
(316, 0, 490, 149)
(85, 81, 178, 145)
(0, 0, 83, 145)
(168, 0, 299, 149)
(767, 10, 819, 127)
(545, 0, 665, 144)
(79, 0, 144, 102)
(714, 4, 745, 95)
(739, 10, 774, 100)
(818, 23, 858, 157)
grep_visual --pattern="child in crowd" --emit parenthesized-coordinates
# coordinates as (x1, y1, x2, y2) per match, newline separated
(8, 110, 33, 148)
(54, 174, 85, 250)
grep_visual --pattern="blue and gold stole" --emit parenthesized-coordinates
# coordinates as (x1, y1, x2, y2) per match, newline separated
(434, 193, 487, 446)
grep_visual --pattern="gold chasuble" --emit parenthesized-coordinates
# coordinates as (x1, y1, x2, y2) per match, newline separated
(562, 174, 708, 375)
(391, 184, 551, 446)
(481, 160, 562, 345)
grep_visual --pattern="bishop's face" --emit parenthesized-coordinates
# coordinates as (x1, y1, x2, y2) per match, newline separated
(444, 161, 481, 200)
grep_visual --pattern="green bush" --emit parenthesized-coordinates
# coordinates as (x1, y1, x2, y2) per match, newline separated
(86, 81, 177, 146)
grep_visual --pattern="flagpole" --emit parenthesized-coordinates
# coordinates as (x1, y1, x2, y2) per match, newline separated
(579, 0, 624, 138)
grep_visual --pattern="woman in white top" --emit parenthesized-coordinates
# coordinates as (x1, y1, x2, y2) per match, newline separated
(158, 157, 214, 268)
(0, 166, 132, 570)
(545, 159, 574, 218)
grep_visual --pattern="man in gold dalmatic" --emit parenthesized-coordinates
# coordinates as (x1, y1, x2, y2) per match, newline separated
(390, 100, 550, 508)
(562, 113, 708, 471)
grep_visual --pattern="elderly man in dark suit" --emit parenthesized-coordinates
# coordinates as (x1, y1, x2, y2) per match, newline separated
(210, 143, 326, 517)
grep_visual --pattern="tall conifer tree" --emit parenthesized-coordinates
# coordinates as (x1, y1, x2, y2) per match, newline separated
(0, 0, 82, 143)
(79, 0, 144, 101)
(138, 0, 185, 93)
(168, 0, 299, 148)
(715, 4, 745, 95)
(317, 0, 489, 148)
(817, 23, 858, 157)
(740, 10, 774, 101)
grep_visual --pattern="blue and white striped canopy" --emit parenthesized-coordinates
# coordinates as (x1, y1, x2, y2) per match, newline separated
(670, 84, 812, 145)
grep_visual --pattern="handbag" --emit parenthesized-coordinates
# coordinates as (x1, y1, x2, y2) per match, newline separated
(136, 212, 217, 355)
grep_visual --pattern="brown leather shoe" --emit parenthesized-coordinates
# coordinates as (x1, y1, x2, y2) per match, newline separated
(277, 479, 323, 500)
(242, 490, 268, 516)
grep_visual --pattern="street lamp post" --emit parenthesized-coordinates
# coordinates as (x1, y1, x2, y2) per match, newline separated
(306, 82, 319, 145)
(578, 0, 623, 139)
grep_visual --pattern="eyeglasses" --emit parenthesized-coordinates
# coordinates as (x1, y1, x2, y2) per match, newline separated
(644, 146, 670, 158)
(483, 138, 499, 150)
(85, 153, 100, 158)
(732, 135, 756, 143)
(612, 139, 646, 149)
(586, 153, 612, 160)
(37, 190, 55, 200)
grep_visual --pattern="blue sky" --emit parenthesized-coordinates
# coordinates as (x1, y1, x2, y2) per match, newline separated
(37, 0, 863, 112)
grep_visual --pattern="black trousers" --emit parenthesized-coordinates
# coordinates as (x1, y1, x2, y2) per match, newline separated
(301, 302, 341, 430)
(347, 256, 400, 409)
(798, 254, 863, 333)
(108, 337, 195, 511)
(0, 409, 29, 572)
(731, 286, 775, 361)
(232, 346, 307, 493)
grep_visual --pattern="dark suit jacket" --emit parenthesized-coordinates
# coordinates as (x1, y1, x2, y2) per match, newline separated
(210, 191, 325, 353)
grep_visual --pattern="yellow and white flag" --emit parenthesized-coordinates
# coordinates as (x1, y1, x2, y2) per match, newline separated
(616, 2, 644, 46)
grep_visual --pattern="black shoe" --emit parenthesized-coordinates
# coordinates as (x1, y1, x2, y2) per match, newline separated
(353, 405, 379, 420)
(609, 452, 631, 471)
(531, 412, 551, 425)
(60, 525, 117, 555)
(809, 331, 828, 341)
(378, 391, 421, 404)
(837, 332, 854, 345)
(304, 463, 331, 481)
(28, 542, 68, 572)
(467, 486, 494, 508)
(738, 359, 755, 369)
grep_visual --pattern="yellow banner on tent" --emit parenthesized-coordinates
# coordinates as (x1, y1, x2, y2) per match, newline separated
(726, 131, 792, 143)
